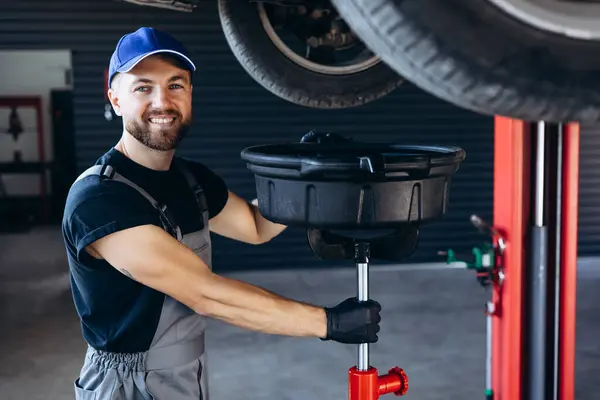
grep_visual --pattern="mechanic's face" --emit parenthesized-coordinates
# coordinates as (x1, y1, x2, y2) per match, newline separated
(108, 55, 193, 151)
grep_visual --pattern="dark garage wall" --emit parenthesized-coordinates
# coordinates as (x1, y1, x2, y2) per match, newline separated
(578, 124, 600, 256)
(0, 0, 596, 272)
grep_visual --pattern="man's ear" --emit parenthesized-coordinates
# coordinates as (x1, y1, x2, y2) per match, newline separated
(107, 88, 122, 117)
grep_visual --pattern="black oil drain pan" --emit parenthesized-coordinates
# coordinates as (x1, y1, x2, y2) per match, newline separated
(240, 139, 466, 230)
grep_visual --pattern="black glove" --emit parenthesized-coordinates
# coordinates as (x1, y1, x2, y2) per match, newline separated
(322, 297, 381, 344)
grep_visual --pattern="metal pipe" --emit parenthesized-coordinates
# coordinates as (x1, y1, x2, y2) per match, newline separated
(528, 227, 547, 400)
(357, 261, 369, 371)
(553, 123, 563, 400)
(527, 121, 548, 400)
(535, 121, 546, 227)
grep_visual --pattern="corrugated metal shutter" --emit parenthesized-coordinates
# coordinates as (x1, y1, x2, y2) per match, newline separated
(579, 124, 600, 256)
(1, 0, 595, 272)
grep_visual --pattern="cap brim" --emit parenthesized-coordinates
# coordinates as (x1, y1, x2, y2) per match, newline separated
(117, 49, 196, 74)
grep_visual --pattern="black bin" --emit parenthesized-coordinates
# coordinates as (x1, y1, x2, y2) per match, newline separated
(240, 139, 466, 231)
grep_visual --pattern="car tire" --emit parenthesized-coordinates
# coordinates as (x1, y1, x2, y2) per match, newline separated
(218, 0, 404, 109)
(331, 0, 600, 122)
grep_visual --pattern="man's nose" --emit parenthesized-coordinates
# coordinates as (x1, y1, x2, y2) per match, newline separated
(151, 87, 172, 109)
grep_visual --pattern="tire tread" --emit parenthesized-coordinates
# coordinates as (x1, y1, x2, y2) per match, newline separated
(333, 0, 600, 121)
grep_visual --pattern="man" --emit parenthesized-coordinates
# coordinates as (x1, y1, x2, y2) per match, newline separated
(62, 27, 382, 400)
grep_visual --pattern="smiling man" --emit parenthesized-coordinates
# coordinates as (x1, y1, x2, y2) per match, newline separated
(62, 27, 382, 400)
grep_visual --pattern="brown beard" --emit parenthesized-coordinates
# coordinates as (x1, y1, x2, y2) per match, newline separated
(125, 110, 192, 151)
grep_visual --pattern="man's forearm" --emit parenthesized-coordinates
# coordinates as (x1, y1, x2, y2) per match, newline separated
(195, 271, 327, 338)
(250, 198, 287, 243)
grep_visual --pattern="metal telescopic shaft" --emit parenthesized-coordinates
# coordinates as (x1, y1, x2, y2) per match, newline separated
(356, 242, 370, 371)
(358, 262, 369, 371)
(528, 121, 548, 400)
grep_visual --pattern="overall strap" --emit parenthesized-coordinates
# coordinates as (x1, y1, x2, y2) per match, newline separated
(75, 165, 183, 241)
(174, 159, 209, 215)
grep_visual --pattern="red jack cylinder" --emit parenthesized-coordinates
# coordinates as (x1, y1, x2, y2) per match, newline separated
(349, 366, 408, 400)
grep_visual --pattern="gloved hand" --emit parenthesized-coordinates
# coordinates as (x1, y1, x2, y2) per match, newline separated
(322, 297, 381, 344)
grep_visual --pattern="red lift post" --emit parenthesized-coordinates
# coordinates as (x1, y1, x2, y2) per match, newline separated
(346, 117, 579, 400)
(559, 123, 579, 400)
(492, 117, 579, 400)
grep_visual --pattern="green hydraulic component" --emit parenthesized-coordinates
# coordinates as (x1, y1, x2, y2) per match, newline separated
(438, 243, 495, 287)
(438, 243, 495, 269)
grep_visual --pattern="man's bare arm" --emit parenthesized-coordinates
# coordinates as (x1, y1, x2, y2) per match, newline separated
(87, 224, 325, 338)
(209, 191, 286, 244)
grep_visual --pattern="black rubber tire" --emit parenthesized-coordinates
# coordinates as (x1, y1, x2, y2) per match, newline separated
(331, 0, 600, 122)
(217, 0, 404, 109)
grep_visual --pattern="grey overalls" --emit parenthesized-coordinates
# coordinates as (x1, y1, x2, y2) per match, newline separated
(72, 160, 211, 400)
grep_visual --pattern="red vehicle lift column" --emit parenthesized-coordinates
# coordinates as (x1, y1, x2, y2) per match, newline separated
(492, 117, 579, 400)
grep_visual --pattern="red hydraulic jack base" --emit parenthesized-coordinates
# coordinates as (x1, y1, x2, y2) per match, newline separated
(348, 366, 408, 400)
(348, 242, 409, 400)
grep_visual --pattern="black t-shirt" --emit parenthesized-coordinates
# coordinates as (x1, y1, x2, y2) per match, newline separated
(61, 148, 229, 353)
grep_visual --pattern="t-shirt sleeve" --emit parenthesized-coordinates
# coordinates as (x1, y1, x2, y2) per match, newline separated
(184, 160, 229, 219)
(63, 176, 161, 264)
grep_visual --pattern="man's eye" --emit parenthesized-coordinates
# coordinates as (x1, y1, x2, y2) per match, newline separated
(135, 86, 150, 92)
(170, 84, 183, 89)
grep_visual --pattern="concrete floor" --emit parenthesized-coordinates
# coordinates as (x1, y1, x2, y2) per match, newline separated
(1, 228, 599, 400)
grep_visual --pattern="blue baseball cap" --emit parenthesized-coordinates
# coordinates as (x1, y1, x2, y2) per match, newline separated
(108, 27, 196, 88)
